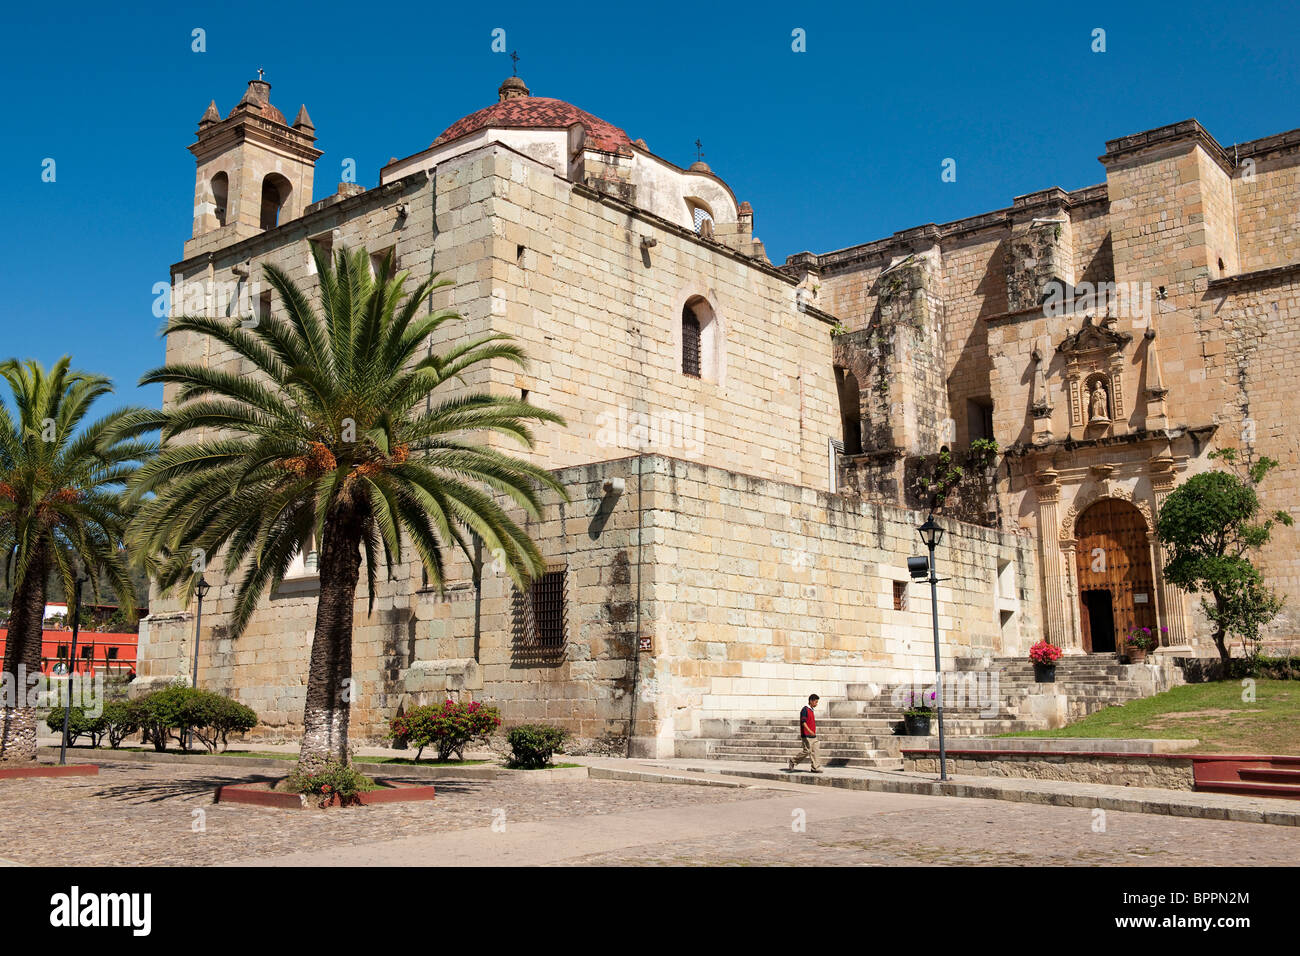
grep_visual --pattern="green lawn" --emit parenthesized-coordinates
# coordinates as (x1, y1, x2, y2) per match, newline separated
(1001, 679, 1299, 754)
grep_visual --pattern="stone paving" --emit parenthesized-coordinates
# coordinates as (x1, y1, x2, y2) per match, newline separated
(2, 757, 1298, 866)
(0, 759, 771, 867)
(556, 795, 1300, 866)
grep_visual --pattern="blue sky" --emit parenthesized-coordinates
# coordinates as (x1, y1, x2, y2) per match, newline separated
(2, 0, 1297, 413)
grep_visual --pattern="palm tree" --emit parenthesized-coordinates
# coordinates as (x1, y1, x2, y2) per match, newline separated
(0, 358, 150, 762)
(121, 246, 565, 772)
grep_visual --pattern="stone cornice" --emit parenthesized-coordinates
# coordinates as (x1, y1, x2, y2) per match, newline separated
(786, 184, 1107, 277)
(1207, 261, 1300, 293)
(1100, 118, 1233, 174)
(171, 172, 425, 275)
(571, 183, 798, 286)
(1226, 126, 1300, 162)
(1005, 424, 1217, 458)
(190, 115, 322, 164)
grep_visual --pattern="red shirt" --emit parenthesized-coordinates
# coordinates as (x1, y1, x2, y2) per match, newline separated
(800, 705, 816, 737)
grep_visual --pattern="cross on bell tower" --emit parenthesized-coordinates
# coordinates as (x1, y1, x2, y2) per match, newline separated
(694, 139, 705, 162)
(510, 51, 519, 75)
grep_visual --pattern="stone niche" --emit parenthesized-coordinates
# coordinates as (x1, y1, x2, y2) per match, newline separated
(1055, 314, 1132, 435)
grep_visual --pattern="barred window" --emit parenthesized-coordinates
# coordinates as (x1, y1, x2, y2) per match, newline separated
(682, 305, 702, 377)
(893, 580, 908, 611)
(513, 565, 567, 656)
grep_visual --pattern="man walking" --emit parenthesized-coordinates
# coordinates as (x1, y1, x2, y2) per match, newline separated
(786, 693, 823, 773)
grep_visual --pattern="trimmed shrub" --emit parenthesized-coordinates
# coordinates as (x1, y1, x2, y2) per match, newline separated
(507, 724, 569, 769)
(100, 701, 137, 749)
(130, 685, 259, 752)
(187, 693, 258, 753)
(45, 707, 107, 747)
(388, 699, 502, 761)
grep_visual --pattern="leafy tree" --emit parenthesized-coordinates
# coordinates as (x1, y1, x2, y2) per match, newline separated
(118, 246, 565, 772)
(0, 358, 151, 762)
(1156, 449, 1293, 664)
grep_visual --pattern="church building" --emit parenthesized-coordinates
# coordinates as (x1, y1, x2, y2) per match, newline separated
(136, 75, 1299, 756)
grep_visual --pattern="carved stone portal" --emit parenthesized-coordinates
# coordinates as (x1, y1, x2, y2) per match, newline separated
(1056, 314, 1132, 431)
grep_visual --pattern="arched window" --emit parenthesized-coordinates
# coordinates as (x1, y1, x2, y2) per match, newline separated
(680, 295, 722, 382)
(210, 172, 228, 227)
(686, 200, 715, 238)
(682, 305, 702, 377)
(260, 173, 292, 231)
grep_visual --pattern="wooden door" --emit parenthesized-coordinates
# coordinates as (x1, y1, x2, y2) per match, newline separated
(1074, 499, 1157, 651)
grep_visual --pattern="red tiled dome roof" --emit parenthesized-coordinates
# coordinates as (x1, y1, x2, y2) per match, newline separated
(228, 80, 287, 126)
(433, 96, 632, 154)
(238, 101, 287, 125)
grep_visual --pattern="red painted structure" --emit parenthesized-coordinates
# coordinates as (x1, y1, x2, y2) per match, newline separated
(902, 747, 1300, 801)
(0, 628, 138, 677)
(1189, 754, 1300, 801)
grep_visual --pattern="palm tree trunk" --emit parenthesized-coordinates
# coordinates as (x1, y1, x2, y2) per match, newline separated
(1, 541, 50, 763)
(297, 506, 364, 772)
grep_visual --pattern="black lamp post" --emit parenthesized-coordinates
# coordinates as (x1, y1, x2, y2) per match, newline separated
(58, 570, 89, 766)
(187, 575, 211, 751)
(912, 513, 949, 782)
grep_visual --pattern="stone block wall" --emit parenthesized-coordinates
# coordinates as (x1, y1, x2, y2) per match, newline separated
(1233, 133, 1300, 273)
(641, 456, 1041, 753)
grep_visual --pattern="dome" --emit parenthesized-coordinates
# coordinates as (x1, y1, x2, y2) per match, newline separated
(433, 80, 633, 155)
(229, 79, 287, 126)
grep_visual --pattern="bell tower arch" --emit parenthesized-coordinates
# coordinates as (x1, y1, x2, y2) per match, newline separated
(186, 77, 322, 256)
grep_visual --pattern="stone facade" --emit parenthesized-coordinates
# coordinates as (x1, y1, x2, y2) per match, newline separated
(794, 119, 1300, 659)
(139, 79, 1297, 754)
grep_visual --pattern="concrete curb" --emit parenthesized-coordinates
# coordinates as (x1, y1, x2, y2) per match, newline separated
(698, 765, 1300, 827)
(37, 746, 499, 780)
(588, 766, 750, 788)
(496, 765, 589, 782)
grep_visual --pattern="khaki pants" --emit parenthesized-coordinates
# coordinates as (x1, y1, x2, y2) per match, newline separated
(790, 735, 821, 770)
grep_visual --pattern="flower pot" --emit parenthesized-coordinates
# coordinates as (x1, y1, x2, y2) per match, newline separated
(1033, 662, 1056, 682)
(903, 714, 932, 736)
(1127, 646, 1148, 664)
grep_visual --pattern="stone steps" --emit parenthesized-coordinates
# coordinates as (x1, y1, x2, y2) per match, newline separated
(687, 654, 1186, 764)
(710, 744, 904, 771)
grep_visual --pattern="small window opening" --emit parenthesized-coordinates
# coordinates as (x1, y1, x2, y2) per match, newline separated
(682, 305, 702, 378)
(211, 172, 228, 227)
(513, 566, 568, 651)
(260, 174, 291, 231)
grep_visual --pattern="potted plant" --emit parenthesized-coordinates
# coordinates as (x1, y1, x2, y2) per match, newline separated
(1029, 640, 1063, 681)
(902, 691, 936, 736)
(1125, 627, 1156, 663)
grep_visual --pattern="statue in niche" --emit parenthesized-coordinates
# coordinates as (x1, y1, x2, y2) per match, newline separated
(1089, 380, 1111, 423)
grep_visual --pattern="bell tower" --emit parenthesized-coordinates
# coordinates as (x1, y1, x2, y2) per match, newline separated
(185, 75, 322, 256)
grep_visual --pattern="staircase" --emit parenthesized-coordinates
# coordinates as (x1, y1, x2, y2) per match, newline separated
(697, 653, 1184, 768)
(708, 718, 906, 769)
(1192, 755, 1300, 801)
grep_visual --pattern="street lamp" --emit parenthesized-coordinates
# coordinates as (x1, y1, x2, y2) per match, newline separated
(59, 569, 90, 766)
(910, 513, 949, 782)
(187, 575, 211, 752)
